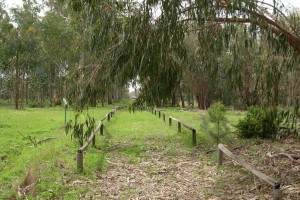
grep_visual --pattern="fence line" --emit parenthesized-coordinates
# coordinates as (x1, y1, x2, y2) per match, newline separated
(77, 106, 123, 172)
(169, 116, 197, 146)
(218, 144, 281, 200)
(148, 107, 282, 198)
(149, 108, 197, 146)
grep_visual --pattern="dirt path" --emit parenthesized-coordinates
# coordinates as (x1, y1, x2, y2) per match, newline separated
(72, 112, 299, 200)
(81, 143, 219, 200)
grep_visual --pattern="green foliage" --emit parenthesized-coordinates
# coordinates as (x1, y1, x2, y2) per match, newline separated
(203, 102, 230, 145)
(65, 112, 95, 146)
(277, 104, 300, 139)
(236, 106, 284, 139)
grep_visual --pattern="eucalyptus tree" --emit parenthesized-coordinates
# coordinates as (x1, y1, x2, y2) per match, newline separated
(0, 1, 14, 100)
(183, 25, 227, 109)
(40, 2, 79, 106)
(63, 0, 300, 109)
(9, 0, 42, 108)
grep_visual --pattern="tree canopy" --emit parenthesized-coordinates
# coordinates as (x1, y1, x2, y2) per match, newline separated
(1, 0, 300, 109)
(62, 0, 300, 108)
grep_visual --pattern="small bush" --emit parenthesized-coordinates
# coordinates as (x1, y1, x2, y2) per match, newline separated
(236, 106, 283, 139)
(277, 106, 300, 139)
(203, 101, 230, 145)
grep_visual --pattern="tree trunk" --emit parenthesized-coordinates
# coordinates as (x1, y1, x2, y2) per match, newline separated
(171, 92, 176, 107)
(107, 92, 112, 105)
(101, 95, 105, 106)
(15, 52, 19, 110)
(20, 68, 26, 109)
(187, 92, 194, 108)
(25, 79, 28, 105)
(195, 87, 210, 110)
(196, 93, 202, 109)
(89, 91, 97, 107)
(156, 98, 161, 107)
(179, 86, 185, 108)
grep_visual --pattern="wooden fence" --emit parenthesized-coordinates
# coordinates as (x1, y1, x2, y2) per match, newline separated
(169, 116, 197, 146)
(77, 106, 124, 172)
(149, 108, 197, 146)
(218, 144, 281, 200)
(149, 108, 282, 198)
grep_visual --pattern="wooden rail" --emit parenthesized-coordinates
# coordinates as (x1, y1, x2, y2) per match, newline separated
(148, 108, 197, 146)
(218, 144, 281, 200)
(77, 106, 122, 172)
(169, 116, 197, 146)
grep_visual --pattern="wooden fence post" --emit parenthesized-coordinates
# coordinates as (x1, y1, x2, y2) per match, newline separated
(178, 122, 181, 132)
(218, 147, 223, 167)
(92, 135, 95, 147)
(273, 184, 281, 200)
(108, 113, 111, 122)
(77, 150, 83, 172)
(169, 117, 172, 126)
(192, 129, 196, 146)
(100, 124, 104, 135)
(163, 113, 165, 122)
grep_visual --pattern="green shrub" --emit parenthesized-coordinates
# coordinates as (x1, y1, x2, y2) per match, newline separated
(236, 106, 283, 139)
(277, 105, 300, 139)
(203, 101, 230, 144)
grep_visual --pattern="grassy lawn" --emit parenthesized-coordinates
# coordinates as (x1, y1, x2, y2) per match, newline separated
(0, 105, 117, 199)
(0, 105, 299, 199)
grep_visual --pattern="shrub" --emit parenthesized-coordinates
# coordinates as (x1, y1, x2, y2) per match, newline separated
(277, 105, 300, 139)
(236, 106, 282, 139)
(204, 101, 230, 144)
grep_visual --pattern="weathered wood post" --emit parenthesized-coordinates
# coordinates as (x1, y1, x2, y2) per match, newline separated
(273, 184, 281, 200)
(92, 135, 95, 147)
(77, 150, 83, 172)
(218, 146, 223, 167)
(163, 113, 165, 122)
(159, 111, 161, 118)
(178, 122, 181, 132)
(192, 129, 196, 146)
(100, 124, 104, 135)
(108, 113, 111, 122)
(169, 117, 172, 126)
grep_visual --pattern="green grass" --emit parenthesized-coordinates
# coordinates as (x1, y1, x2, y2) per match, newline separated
(0, 105, 119, 199)
(0, 103, 247, 199)
(154, 107, 245, 147)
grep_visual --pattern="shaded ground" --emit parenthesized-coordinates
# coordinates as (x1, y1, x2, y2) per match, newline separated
(70, 111, 299, 199)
